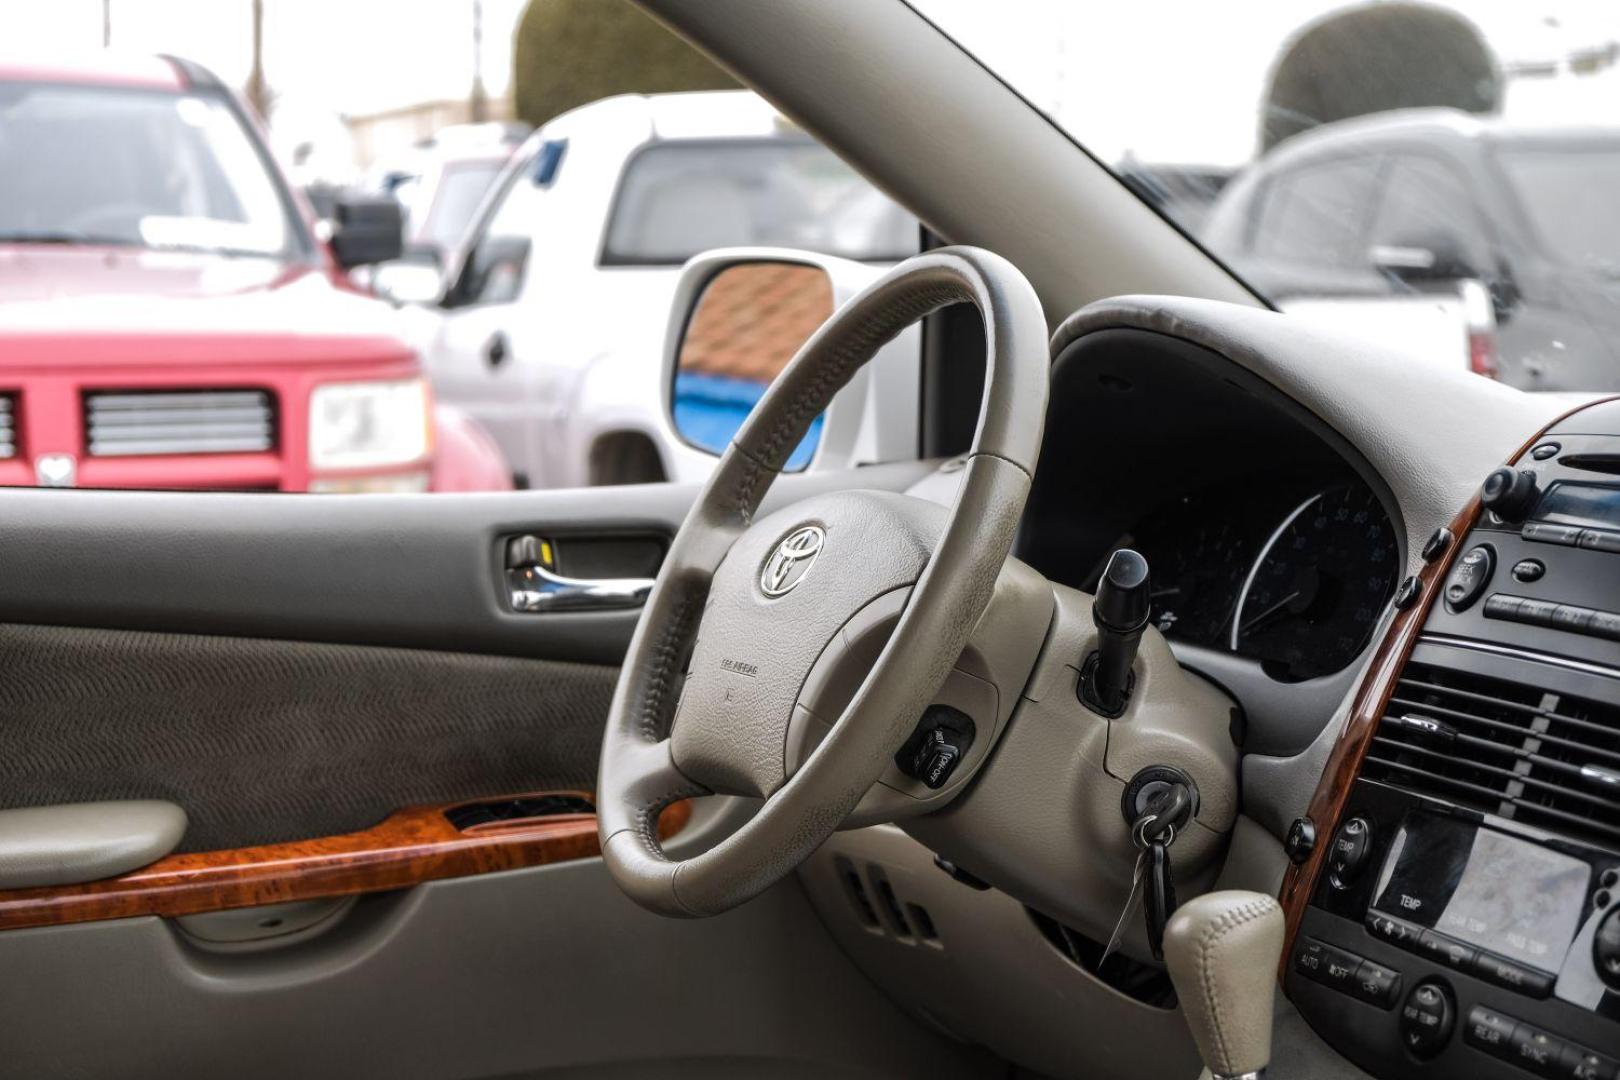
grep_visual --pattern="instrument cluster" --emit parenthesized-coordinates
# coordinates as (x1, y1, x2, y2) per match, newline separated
(1110, 478, 1399, 681)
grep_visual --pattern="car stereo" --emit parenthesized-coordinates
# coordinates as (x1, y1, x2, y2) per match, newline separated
(1284, 401, 1620, 1079)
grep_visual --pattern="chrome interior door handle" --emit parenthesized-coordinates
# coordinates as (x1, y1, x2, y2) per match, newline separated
(507, 563, 654, 613)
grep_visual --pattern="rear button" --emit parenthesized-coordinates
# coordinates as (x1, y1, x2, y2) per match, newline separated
(1464, 1005, 1518, 1059)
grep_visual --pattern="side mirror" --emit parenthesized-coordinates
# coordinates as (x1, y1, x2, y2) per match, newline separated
(661, 249, 920, 475)
(330, 192, 405, 269)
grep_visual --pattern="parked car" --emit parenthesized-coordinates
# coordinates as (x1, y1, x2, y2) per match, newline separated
(1203, 107, 1620, 390)
(424, 90, 920, 488)
(0, 54, 511, 492)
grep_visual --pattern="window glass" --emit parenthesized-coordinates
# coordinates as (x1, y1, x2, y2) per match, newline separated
(453, 160, 544, 306)
(412, 160, 504, 255)
(1252, 158, 1379, 266)
(912, 0, 1620, 391)
(1369, 156, 1487, 269)
(0, 82, 294, 257)
(601, 139, 917, 265)
(1498, 146, 1620, 274)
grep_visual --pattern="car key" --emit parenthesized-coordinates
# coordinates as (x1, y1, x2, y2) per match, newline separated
(1144, 831, 1177, 960)
(1131, 780, 1188, 960)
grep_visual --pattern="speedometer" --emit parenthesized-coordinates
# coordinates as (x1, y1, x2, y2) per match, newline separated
(1230, 484, 1398, 681)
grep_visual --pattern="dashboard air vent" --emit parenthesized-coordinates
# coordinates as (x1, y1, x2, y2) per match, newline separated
(84, 390, 275, 457)
(1364, 661, 1620, 851)
(0, 394, 13, 458)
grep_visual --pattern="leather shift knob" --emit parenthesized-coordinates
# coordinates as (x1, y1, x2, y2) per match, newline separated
(1163, 890, 1284, 1079)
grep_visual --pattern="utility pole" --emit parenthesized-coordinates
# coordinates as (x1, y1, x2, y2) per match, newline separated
(102, 0, 111, 47)
(469, 0, 489, 122)
(245, 0, 271, 122)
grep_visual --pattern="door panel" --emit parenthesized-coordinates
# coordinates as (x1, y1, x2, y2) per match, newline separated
(0, 622, 615, 851)
(0, 461, 960, 1079)
(0, 461, 933, 661)
(0, 856, 993, 1080)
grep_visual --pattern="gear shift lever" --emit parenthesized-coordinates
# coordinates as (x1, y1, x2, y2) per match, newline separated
(1080, 548, 1150, 716)
(1163, 891, 1285, 1080)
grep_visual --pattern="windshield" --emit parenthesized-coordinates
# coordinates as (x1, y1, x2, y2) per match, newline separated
(601, 138, 917, 266)
(913, 1, 1620, 391)
(0, 81, 296, 258)
(1498, 145, 1620, 274)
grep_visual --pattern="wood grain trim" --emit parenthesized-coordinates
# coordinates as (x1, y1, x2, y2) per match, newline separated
(1275, 498, 1478, 970)
(0, 794, 691, 933)
(1276, 397, 1619, 978)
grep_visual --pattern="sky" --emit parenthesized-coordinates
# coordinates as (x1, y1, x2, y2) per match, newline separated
(3, 0, 1619, 171)
(916, 0, 1620, 165)
(0, 0, 526, 116)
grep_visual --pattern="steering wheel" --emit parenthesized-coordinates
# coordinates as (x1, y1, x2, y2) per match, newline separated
(599, 247, 1049, 916)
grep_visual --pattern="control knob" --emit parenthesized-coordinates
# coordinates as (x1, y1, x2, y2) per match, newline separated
(1481, 467, 1540, 523)
(1595, 906, 1620, 992)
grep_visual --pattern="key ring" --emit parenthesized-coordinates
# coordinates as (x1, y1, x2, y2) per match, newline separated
(1133, 813, 1177, 851)
(1132, 813, 1160, 850)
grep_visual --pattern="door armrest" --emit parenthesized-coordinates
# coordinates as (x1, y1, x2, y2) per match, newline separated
(0, 801, 187, 889)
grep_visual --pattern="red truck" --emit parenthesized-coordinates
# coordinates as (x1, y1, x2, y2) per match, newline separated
(0, 54, 510, 493)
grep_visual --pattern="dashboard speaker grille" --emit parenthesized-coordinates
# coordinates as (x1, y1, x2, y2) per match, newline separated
(1364, 661, 1620, 851)
(84, 389, 276, 457)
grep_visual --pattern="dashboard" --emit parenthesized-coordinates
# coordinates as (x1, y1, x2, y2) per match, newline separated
(1113, 478, 1399, 681)
(1018, 325, 1405, 705)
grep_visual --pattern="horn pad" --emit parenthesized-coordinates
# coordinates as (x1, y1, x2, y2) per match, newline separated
(670, 489, 946, 797)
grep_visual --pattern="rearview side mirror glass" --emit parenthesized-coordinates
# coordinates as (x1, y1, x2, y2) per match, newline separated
(672, 262, 833, 470)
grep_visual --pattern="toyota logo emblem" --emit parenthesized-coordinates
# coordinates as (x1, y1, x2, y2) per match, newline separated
(761, 525, 824, 597)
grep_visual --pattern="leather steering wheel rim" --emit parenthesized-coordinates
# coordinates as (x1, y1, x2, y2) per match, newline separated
(598, 246, 1049, 917)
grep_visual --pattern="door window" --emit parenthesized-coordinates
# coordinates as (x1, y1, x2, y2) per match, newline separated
(1369, 155, 1489, 272)
(450, 155, 548, 308)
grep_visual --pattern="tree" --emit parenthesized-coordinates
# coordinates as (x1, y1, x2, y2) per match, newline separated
(512, 0, 740, 129)
(1262, 2, 1500, 152)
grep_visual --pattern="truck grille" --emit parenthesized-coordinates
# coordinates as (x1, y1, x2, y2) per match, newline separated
(0, 394, 13, 458)
(1364, 661, 1620, 851)
(84, 390, 276, 457)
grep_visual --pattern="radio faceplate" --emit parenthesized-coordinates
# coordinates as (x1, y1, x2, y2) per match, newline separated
(1282, 401, 1620, 1078)
(1290, 780, 1620, 1078)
